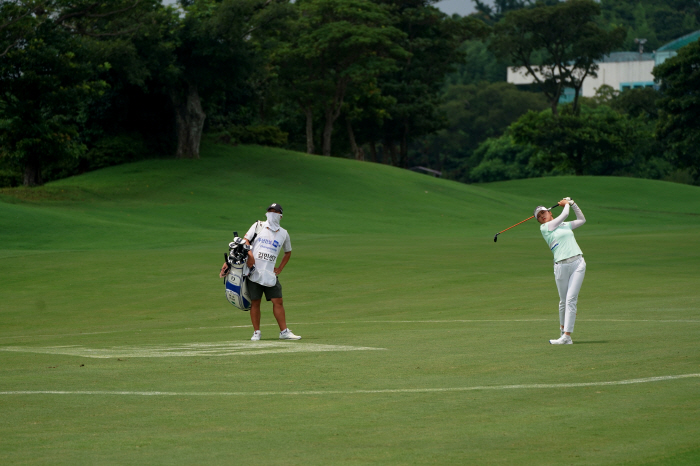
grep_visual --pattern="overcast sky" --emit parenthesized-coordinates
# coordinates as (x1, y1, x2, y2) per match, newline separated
(161, 0, 481, 17)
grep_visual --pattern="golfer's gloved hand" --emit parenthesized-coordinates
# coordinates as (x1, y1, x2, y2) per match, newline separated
(564, 197, 575, 205)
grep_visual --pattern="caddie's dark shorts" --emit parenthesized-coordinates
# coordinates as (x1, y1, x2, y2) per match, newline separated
(247, 277, 282, 301)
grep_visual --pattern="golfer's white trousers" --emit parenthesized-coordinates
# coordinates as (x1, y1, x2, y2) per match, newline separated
(554, 256, 586, 333)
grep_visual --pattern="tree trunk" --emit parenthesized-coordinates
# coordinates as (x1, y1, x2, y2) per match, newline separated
(346, 118, 364, 161)
(23, 156, 42, 187)
(322, 109, 335, 156)
(368, 140, 377, 163)
(572, 149, 583, 175)
(550, 98, 559, 117)
(304, 106, 315, 154)
(386, 141, 398, 166)
(171, 83, 206, 159)
(322, 79, 348, 156)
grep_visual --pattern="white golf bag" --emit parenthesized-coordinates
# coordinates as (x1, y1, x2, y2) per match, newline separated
(224, 261, 252, 311)
(222, 223, 263, 311)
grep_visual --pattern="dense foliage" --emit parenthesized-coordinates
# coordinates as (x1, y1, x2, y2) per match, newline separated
(0, 0, 698, 187)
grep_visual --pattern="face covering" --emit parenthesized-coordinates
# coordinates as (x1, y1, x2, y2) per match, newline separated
(266, 212, 282, 230)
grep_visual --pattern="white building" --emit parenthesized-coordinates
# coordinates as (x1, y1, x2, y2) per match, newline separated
(507, 30, 700, 102)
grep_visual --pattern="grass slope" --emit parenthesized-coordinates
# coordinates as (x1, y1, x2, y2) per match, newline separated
(1, 143, 699, 465)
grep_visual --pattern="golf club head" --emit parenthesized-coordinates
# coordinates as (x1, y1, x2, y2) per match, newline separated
(493, 234, 499, 242)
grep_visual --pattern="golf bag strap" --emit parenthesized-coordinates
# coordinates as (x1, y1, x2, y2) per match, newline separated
(249, 220, 265, 244)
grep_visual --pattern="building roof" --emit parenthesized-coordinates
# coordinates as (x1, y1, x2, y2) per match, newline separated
(657, 30, 700, 52)
(599, 52, 654, 63)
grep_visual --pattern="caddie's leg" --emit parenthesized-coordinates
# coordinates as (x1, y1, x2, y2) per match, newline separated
(250, 299, 262, 331)
(563, 258, 586, 334)
(271, 298, 287, 331)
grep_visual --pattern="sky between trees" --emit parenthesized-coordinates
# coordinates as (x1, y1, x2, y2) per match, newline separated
(160, 0, 483, 16)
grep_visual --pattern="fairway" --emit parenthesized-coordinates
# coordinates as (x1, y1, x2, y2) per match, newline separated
(1, 143, 699, 465)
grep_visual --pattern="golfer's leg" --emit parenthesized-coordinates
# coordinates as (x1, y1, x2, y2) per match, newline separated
(554, 264, 569, 329)
(250, 299, 262, 331)
(271, 298, 287, 331)
(564, 259, 586, 334)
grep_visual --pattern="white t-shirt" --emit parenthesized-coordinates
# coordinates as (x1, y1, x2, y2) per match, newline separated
(244, 221, 292, 286)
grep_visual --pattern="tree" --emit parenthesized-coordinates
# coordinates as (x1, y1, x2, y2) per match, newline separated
(443, 82, 547, 155)
(377, 0, 487, 167)
(510, 105, 645, 176)
(418, 81, 547, 176)
(490, 0, 625, 115)
(0, 0, 160, 186)
(610, 87, 659, 119)
(466, 132, 543, 183)
(599, 0, 700, 52)
(274, 0, 407, 156)
(654, 38, 700, 180)
(165, 0, 288, 159)
(472, 0, 537, 24)
(445, 40, 506, 86)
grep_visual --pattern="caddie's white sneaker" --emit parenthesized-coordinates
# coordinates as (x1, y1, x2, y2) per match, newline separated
(279, 328, 301, 340)
(549, 334, 572, 345)
(251, 330, 261, 341)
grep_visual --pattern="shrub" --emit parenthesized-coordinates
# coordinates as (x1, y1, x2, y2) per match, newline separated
(223, 125, 288, 147)
(81, 133, 149, 171)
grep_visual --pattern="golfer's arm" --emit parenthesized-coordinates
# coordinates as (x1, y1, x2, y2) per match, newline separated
(569, 203, 586, 230)
(547, 204, 570, 231)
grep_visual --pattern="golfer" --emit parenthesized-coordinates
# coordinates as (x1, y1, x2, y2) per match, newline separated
(243, 203, 301, 341)
(534, 198, 586, 345)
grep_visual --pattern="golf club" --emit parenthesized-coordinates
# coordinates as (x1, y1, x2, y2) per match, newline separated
(493, 203, 560, 242)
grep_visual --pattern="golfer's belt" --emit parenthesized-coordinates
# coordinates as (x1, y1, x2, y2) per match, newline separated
(556, 254, 582, 265)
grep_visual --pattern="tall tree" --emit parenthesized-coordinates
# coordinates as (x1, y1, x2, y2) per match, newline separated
(275, 0, 407, 156)
(653, 38, 700, 181)
(489, 0, 625, 116)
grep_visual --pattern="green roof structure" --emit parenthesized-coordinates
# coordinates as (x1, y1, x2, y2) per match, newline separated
(657, 30, 700, 51)
(655, 30, 700, 65)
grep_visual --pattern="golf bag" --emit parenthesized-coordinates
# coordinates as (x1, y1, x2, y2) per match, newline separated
(222, 223, 263, 311)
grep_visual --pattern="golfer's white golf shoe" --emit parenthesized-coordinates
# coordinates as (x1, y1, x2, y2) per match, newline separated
(549, 334, 572, 345)
(279, 328, 301, 340)
(251, 330, 261, 341)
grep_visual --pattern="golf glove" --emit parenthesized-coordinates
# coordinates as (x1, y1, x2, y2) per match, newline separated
(564, 197, 575, 205)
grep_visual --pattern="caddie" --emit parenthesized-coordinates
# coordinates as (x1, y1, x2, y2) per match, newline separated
(243, 203, 301, 341)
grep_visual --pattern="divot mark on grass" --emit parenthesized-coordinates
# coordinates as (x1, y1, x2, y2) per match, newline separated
(0, 341, 386, 359)
(1, 374, 698, 397)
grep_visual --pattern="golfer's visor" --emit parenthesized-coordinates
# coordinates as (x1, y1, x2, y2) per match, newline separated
(533, 206, 550, 219)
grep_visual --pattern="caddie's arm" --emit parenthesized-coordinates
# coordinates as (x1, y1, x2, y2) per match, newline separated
(244, 238, 255, 268)
(274, 251, 291, 275)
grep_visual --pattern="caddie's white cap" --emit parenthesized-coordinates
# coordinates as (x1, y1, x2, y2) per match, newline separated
(533, 205, 550, 219)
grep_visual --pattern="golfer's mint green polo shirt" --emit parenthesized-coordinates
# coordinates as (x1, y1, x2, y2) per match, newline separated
(540, 222, 582, 263)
